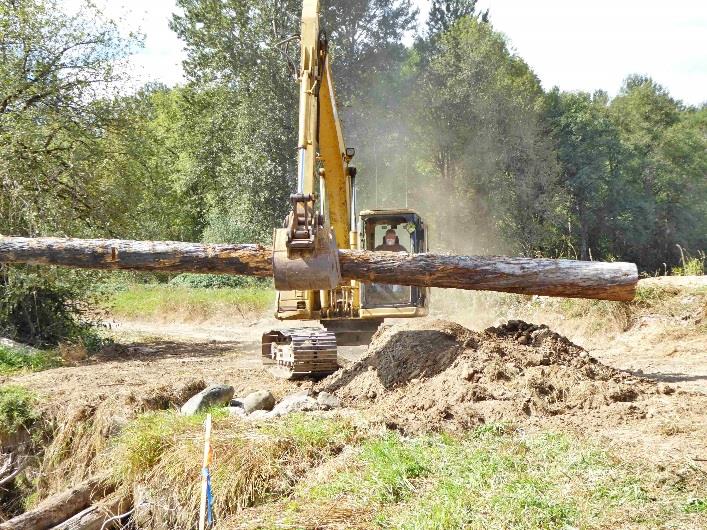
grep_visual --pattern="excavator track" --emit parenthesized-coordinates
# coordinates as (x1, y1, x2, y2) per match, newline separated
(262, 328, 338, 379)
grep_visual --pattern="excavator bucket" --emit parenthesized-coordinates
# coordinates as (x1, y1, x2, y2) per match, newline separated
(272, 226, 341, 291)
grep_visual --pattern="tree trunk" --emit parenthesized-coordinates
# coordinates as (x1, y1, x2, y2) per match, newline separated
(0, 236, 638, 301)
(0, 475, 113, 530)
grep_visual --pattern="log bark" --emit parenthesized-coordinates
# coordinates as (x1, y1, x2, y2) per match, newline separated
(0, 236, 638, 301)
(49, 493, 131, 530)
(0, 475, 113, 530)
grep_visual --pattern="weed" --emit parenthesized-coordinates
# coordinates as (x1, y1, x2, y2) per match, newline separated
(99, 411, 361, 528)
(283, 425, 706, 530)
(106, 284, 274, 320)
(0, 385, 38, 435)
(685, 498, 707, 513)
(0, 344, 61, 374)
(672, 248, 705, 276)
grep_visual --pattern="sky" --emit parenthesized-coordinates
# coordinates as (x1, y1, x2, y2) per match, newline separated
(82, 0, 706, 105)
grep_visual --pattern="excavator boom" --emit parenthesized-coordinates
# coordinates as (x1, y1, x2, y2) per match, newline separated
(263, 0, 428, 378)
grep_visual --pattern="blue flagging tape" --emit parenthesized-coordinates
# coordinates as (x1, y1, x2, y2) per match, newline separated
(203, 466, 214, 527)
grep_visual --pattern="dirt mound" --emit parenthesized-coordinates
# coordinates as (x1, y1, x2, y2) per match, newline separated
(319, 319, 659, 432)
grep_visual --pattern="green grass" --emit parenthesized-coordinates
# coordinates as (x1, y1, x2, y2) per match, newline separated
(105, 407, 232, 481)
(284, 424, 706, 529)
(671, 254, 705, 276)
(0, 385, 38, 436)
(0, 344, 61, 375)
(106, 284, 274, 320)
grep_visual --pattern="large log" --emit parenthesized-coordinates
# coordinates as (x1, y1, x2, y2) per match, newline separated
(0, 474, 113, 530)
(0, 236, 638, 301)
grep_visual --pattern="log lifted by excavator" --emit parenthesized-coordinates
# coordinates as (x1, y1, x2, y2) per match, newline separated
(264, 0, 430, 378)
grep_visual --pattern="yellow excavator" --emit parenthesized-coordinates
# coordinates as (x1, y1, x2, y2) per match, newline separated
(262, 0, 429, 378)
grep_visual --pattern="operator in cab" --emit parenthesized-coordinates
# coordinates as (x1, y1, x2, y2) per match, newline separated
(368, 228, 409, 305)
(374, 229, 408, 252)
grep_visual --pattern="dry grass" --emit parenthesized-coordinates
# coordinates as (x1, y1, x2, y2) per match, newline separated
(94, 411, 364, 529)
(27, 382, 206, 504)
(433, 279, 707, 345)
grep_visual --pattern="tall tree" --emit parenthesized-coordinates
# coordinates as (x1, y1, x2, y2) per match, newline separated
(545, 89, 625, 260)
(609, 76, 700, 268)
(426, 0, 486, 36)
(0, 0, 133, 237)
(404, 17, 564, 255)
(170, 0, 418, 243)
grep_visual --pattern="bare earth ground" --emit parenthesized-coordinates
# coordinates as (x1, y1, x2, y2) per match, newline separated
(4, 277, 706, 477)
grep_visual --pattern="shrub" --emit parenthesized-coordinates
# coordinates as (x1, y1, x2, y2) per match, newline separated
(169, 273, 270, 289)
(0, 385, 38, 435)
(0, 266, 106, 349)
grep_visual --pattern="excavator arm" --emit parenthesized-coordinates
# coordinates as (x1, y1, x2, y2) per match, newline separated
(272, 0, 356, 299)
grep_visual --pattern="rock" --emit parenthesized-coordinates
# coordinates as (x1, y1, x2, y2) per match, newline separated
(227, 406, 247, 417)
(271, 394, 321, 416)
(657, 383, 676, 395)
(247, 410, 271, 420)
(316, 391, 340, 410)
(531, 328, 553, 346)
(180, 384, 234, 416)
(517, 335, 530, 345)
(241, 390, 276, 413)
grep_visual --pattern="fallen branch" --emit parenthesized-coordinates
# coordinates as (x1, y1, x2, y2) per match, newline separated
(0, 474, 114, 530)
(48, 492, 131, 530)
(0, 454, 29, 487)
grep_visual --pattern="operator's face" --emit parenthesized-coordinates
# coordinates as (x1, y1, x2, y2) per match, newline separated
(385, 233, 396, 246)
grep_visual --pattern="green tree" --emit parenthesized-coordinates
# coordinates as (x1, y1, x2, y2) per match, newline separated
(609, 76, 704, 268)
(0, 0, 134, 237)
(90, 85, 203, 241)
(0, 0, 137, 346)
(545, 89, 625, 260)
(426, 0, 487, 36)
(170, 0, 418, 243)
(402, 17, 564, 255)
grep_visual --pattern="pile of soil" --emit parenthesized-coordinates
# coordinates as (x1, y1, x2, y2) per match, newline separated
(318, 319, 661, 432)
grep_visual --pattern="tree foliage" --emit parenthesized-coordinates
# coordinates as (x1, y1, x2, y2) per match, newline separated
(0, 0, 135, 237)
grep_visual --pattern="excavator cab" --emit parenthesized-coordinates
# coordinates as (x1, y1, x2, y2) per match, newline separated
(359, 209, 429, 313)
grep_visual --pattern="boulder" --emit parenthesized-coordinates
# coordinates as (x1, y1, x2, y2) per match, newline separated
(247, 410, 271, 420)
(241, 390, 276, 414)
(316, 391, 340, 410)
(271, 394, 321, 417)
(180, 384, 234, 416)
(227, 406, 247, 418)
